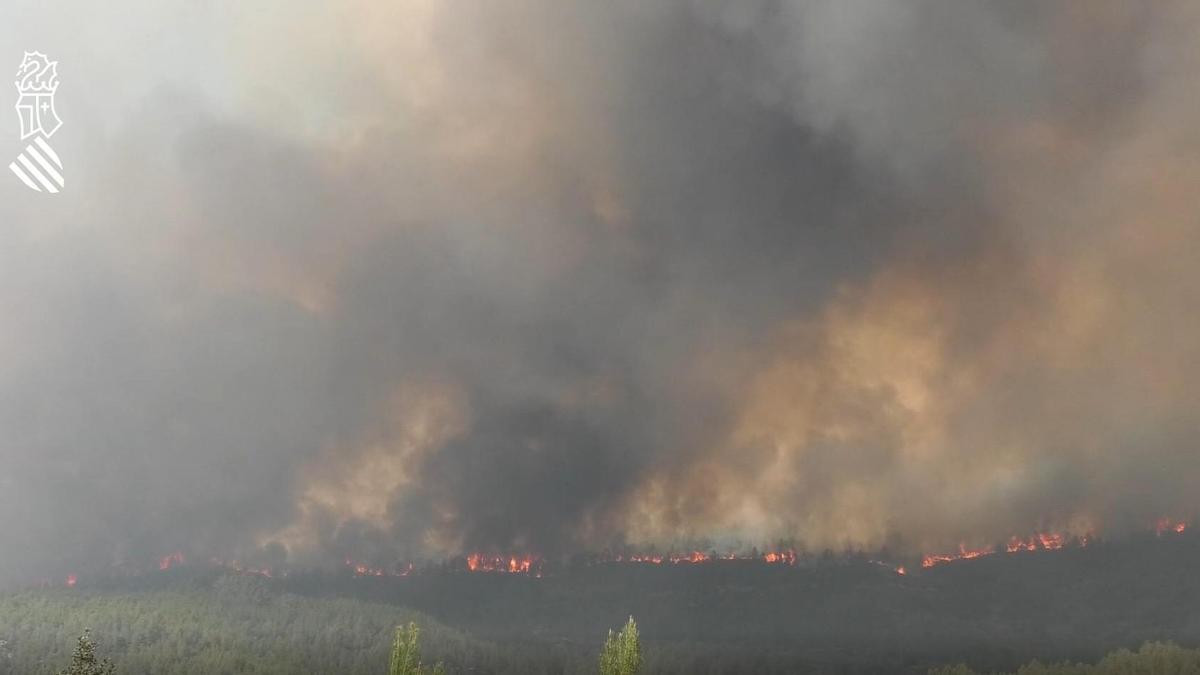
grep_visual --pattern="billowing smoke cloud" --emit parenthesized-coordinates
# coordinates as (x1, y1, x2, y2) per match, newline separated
(1, 1, 1198, 583)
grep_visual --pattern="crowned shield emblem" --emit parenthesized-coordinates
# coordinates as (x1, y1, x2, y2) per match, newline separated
(15, 51, 61, 139)
(10, 51, 64, 193)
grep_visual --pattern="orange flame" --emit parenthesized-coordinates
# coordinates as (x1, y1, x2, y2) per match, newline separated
(343, 557, 410, 577)
(609, 549, 796, 567)
(1005, 537, 1038, 553)
(1156, 518, 1188, 536)
(1037, 533, 1065, 550)
(159, 551, 185, 571)
(921, 543, 996, 568)
(923, 519, 1186, 570)
(465, 553, 541, 575)
(186, 518, 1192, 587)
(618, 554, 664, 564)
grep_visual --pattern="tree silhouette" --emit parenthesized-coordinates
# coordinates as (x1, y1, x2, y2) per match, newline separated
(59, 629, 115, 675)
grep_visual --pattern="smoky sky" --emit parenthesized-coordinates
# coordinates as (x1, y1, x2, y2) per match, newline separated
(1, 1, 1199, 583)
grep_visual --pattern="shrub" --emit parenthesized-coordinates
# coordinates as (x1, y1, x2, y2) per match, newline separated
(388, 622, 445, 675)
(599, 617, 642, 675)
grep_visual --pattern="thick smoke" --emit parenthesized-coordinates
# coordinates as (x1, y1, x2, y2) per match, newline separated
(1, 1, 1198, 583)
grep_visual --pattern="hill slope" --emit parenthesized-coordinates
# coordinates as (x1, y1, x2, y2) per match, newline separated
(3, 532, 1199, 674)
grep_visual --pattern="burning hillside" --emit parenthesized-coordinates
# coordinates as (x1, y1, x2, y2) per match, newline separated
(918, 519, 1189, 570)
(49, 517, 1189, 589)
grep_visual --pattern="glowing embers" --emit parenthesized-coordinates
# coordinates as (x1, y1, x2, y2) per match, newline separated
(921, 543, 996, 569)
(1156, 518, 1187, 536)
(921, 518, 1190, 570)
(924, 531, 1077, 568)
(611, 549, 798, 566)
(465, 553, 541, 575)
(455, 548, 801, 574)
(762, 550, 797, 566)
(343, 557, 413, 578)
(922, 530, 1083, 569)
(1004, 532, 1066, 554)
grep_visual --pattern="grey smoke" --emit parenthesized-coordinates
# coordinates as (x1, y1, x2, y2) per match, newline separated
(0, 1, 1198, 583)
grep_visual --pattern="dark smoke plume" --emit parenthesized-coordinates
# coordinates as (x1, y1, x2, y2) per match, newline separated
(1, 1, 1198, 583)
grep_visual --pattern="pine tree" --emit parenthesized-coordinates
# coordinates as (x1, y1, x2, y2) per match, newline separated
(388, 623, 445, 675)
(598, 616, 642, 675)
(59, 629, 115, 675)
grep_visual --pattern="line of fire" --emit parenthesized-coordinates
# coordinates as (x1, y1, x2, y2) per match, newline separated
(45, 517, 1189, 589)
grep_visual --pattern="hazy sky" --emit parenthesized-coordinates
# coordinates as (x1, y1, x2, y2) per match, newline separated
(1, 1, 1198, 582)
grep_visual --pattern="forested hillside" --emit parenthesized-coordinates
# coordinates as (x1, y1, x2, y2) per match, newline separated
(0, 576, 567, 675)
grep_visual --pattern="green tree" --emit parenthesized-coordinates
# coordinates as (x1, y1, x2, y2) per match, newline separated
(388, 622, 445, 675)
(598, 616, 641, 675)
(59, 629, 115, 675)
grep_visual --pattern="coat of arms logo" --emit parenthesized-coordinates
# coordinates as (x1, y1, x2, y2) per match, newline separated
(10, 51, 64, 193)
